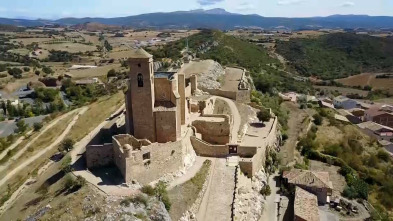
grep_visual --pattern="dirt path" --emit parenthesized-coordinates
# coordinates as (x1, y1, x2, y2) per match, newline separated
(0, 130, 33, 161)
(197, 158, 235, 221)
(259, 173, 279, 221)
(0, 110, 79, 173)
(279, 102, 308, 166)
(0, 107, 88, 188)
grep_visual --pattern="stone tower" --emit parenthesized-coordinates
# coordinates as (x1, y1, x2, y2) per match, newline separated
(125, 48, 156, 142)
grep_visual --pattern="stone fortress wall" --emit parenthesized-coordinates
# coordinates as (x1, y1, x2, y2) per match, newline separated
(192, 114, 232, 144)
(86, 128, 196, 185)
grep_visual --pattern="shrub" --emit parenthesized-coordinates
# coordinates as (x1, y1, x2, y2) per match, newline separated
(313, 114, 323, 125)
(59, 138, 74, 152)
(23, 67, 30, 72)
(343, 186, 358, 199)
(35, 70, 40, 75)
(121, 194, 148, 207)
(61, 156, 73, 173)
(107, 69, 117, 78)
(377, 150, 390, 162)
(33, 122, 43, 131)
(64, 174, 86, 190)
(257, 108, 271, 123)
(282, 133, 288, 141)
(260, 185, 271, 196)
(141, 185, 155, 196)
(155, 181, 171, 210)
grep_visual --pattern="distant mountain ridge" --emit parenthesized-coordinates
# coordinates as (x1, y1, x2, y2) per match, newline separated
(1, 9, 393, 30)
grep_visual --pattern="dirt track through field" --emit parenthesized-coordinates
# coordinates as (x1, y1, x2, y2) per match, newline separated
(0, 107, 87, 188)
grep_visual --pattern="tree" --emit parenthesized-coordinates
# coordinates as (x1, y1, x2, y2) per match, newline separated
(14, 119, 27, 134)
(34, 70, 40, 75)
(313, 114, 323, 125)
(59, 138, 75, 152)
(8, 68, 22, 78)
(104, 40, 112, 51)
(107, 69, 117, 78)
(257, 108, 271, 123)
(42, 66, 54, 75)
(33, 122, 43, 131)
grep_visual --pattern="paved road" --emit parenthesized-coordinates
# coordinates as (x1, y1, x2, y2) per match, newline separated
(0, 107, 87, 188)
(0, 115, 46, 138)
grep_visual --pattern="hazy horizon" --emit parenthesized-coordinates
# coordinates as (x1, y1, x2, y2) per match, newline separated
(0, 0, 392, 20)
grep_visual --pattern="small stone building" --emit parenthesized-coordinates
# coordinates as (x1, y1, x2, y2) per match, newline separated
(283, 169, 333, 204)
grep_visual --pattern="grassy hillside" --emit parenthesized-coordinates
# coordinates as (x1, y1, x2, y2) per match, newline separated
(276, 33, 393, 80)
(149, 30, 312, 94)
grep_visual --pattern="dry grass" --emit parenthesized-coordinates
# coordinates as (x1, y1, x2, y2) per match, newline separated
(7, 48, 30, 56)
(3, 112, 76, 174)
(313, 85, 369, 97)
(39, 42, 96, 53)
(168, 160, 211, 221)
(10, 38, 52, 44)
(66, 63, 121, 79)
(66, 92, 124, 142)
(337, 73, 393, 93)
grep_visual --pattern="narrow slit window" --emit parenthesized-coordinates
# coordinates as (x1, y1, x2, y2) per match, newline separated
(137, 73, 143, 87)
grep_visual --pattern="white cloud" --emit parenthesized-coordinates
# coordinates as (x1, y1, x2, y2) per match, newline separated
(197, 0, 225, 6)
(277, 0, 307, 6)
(236, 2, 254, 11)
(340, 1, 355, 7)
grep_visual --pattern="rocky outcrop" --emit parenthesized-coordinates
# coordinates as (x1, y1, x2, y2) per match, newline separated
(198, 61, 225, 90)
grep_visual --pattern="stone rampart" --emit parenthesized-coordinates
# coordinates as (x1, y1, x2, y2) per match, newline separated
(86, 143, 114, 168)
(190, 136, 228, 157)
(192, 114, 231, 144)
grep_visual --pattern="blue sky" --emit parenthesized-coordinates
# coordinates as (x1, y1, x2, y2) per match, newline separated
(0, 0, 392, 19)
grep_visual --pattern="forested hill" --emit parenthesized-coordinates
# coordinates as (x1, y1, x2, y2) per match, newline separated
(148, 30, 311, 94)
(275, 33, 393, 80)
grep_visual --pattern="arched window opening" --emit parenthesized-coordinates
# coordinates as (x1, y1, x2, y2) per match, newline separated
(137, 73, 143, 87)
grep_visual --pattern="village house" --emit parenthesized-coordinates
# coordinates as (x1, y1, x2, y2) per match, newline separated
(358, 121, 393, 142)
(364, 107, 393, 128)
(333, 96, 357, 109)
(294, 187, 320, 221)
(283, 169, 333, 204)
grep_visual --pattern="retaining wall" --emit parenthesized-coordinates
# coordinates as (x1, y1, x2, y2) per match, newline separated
(190, 136, 228, 157)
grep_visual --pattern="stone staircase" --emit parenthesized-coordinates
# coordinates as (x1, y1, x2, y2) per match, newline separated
(226, 155, 239, 167)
